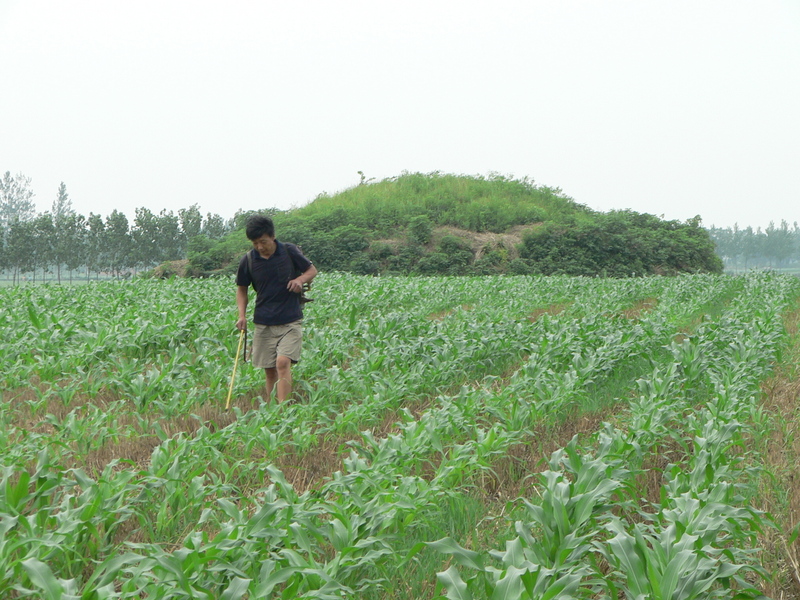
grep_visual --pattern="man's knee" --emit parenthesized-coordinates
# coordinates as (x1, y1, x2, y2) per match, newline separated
(275, 355, 292, 372)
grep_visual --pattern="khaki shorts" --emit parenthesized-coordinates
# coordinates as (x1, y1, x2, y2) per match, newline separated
(251, 321, 303, 369)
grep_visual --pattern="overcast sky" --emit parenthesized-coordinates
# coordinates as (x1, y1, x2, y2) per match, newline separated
(1, 1, 798, 230)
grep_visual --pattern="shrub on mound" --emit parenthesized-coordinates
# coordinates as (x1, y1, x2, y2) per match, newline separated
(518, 211, 722, 276)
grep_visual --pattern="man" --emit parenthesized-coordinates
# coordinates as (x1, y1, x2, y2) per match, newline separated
(236, 215, 318, 402)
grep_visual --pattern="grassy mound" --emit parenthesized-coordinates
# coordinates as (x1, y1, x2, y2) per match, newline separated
(187, 172, 721, 277)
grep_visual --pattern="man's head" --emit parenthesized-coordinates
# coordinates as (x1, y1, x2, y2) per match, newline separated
(245, 215, 275, 241)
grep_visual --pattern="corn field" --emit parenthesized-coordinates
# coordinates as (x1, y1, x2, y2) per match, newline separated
(1, 272, 799, 599)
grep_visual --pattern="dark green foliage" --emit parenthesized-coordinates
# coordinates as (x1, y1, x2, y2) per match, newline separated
(364, 242, 398, 274)
(416, 252, 450, 275)
(387, 245, 425, 274)
(349, 255, 380, 275)
(518, 211, 723, 276)
(471, 249, 506, 275)
(507, 258, 536, 275)
(186, 231, 250, 276)
(368, 242, 395, 261)
(413, 235, 476, 276)
(186, 235, 218, 274)
(437, 234, 470, 255)
(276, 224, 370, 272)
(407, 215, 433, 245)
(333, 225, 371, 255)
(432, 235, 474, 275)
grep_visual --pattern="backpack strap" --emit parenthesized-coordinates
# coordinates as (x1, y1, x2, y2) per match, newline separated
(245, 249, 255, 289)
(286, 243, 302, 274)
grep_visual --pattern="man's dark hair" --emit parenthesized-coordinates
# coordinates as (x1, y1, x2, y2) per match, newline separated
(245, 215, 275, 240)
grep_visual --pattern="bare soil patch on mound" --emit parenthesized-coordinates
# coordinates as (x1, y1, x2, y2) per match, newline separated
(374, 224, 540, 260)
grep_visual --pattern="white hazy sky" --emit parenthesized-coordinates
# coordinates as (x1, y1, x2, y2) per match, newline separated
(1, 1, 798, 230)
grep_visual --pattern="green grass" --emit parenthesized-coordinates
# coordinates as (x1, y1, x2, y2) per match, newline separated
(287, 171, 590, 236)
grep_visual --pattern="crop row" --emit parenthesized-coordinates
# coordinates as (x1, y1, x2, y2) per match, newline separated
(0, 272, 795, 598)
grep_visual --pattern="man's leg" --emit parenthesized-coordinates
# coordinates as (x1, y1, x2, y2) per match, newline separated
(253, 324, 279, 402)
(264, 358, 292, 402)
(259, 321, 301, 403)
(265, 367, 278, 400)
(273, 321, 301, 403)
(275, 356, 293, 402)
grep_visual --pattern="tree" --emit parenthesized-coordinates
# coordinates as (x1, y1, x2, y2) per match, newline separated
(86, 213, 105, 280)
(51, 182, 76, 283)
(131, 207, 160, 271)
(51, 182, 72, 220)
(32, 213, 55, 281)
(105, 210, 131, 277)
(179, 204, 203, 239)
(6, 219, 35, 283)
(157, 210, 183, 262)
(0, 171, 36, 228)
(131, 208, 183, 271)
(202, 213, 227, 239)
(0, 221, 6, 273)
(764, 220, 794, 267)
(62, 213, 87, 283)
(741, 226, 763, 269)
(1, 172, 36, 277)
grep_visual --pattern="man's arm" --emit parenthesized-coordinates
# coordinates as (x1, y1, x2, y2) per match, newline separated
(236, 285, 249, 330)
(287, 264, 318, 294)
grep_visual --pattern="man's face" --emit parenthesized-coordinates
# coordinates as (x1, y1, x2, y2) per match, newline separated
(252, 234, 276, 254)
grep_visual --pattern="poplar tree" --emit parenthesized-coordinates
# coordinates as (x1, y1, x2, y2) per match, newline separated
(105, 210, 131, 277)
(0, 171, 36, 227)
(51, 182, 76, 283)
(86, 213, 105, 280)
(0, 172, 36, 280)
(32, 212, 55, 281)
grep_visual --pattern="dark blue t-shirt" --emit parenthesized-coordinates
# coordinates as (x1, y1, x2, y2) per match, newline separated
(236, 241, 313, 326)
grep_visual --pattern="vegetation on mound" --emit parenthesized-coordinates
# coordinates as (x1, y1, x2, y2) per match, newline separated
(289, 171, 584, 235)
(186, 171, 722, 277)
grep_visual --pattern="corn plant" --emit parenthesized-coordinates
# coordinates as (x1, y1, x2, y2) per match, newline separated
(1, 272, 798, 597)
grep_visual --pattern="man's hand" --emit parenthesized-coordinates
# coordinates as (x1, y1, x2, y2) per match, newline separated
(287, 278, 304, 294)
(236, 317, 248, 331)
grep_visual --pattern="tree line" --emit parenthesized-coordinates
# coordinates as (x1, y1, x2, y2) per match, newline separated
(707, 221, 800, 271)
(0, 172, 230, 283)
